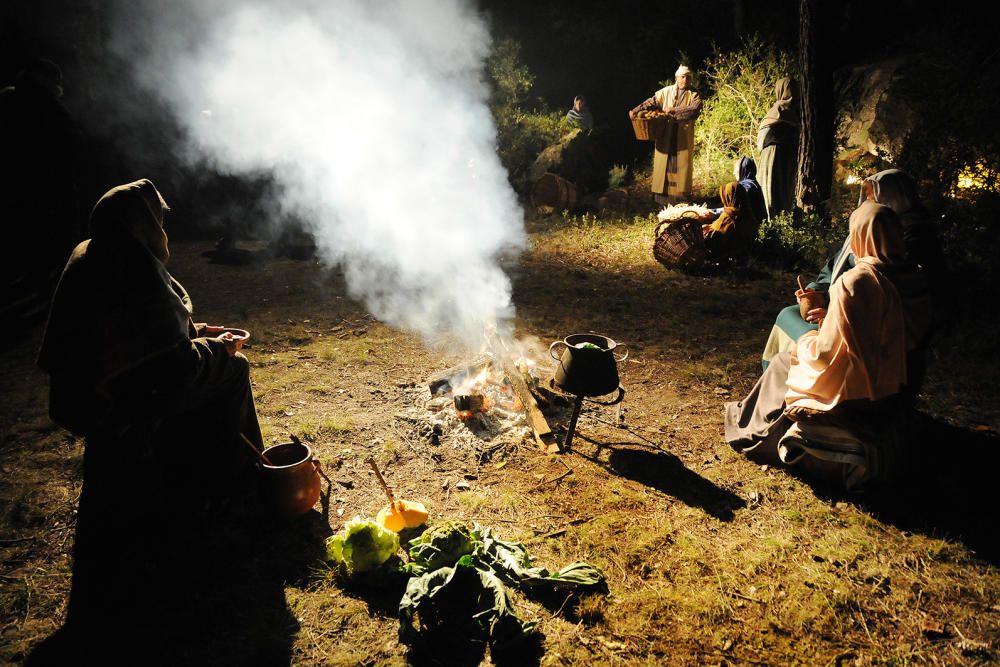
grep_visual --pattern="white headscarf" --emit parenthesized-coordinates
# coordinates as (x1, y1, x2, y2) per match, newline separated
(858, 169, 921, 216)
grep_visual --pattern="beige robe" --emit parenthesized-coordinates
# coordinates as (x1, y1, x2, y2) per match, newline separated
(651, 85, 701, 198)
(784, 202, 926, 411)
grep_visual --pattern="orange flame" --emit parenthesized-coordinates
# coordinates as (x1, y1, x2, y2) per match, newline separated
(452, 364, 491, 395)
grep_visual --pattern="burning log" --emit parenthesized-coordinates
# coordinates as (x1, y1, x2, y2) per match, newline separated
(453, 394, 487, 412)
(424, 336, 560, 454)
(486, 334, 560, 454)
(426, 355, 492, 396)
(504, 361, 560, 454)
(453, 393, 493, 422)
(530, 377, 575, 410)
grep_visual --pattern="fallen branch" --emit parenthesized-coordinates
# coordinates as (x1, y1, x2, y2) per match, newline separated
(537, 528, 567, 540)
(529, 468, 573, 491)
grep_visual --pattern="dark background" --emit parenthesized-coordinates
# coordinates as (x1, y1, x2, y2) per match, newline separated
(1, 0, 996, 237)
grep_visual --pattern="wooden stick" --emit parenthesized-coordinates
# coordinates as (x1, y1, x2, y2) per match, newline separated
(796, 274, 807, 292)
(489, 338, 559, 453)
(563, 395, 585, 452)
(529, 467, 573, 491)
(366, 457, 396, 504)
(240, 432, 273, 466)
(426, 355, 492, 395)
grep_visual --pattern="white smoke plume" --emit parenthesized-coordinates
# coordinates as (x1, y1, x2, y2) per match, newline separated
(111, 0, 525, 347)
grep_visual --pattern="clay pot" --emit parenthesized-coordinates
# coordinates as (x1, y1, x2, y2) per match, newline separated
(259, 441, 322, 519)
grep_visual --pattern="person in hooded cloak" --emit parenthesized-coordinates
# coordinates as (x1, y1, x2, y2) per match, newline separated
(37, 178, 264, 628)
(726, 201, 932, 489)
(756, 76, 799, 220)
(566, 94, 594, 131)
(761, 169, 944, 384)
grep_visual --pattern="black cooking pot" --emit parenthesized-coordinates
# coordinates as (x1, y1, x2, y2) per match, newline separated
(549, 333, 628, 400)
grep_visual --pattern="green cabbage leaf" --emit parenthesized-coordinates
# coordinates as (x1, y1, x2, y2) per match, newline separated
(325, 516, 400, 574)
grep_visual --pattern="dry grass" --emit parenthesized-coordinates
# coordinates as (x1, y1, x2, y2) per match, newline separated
(1, 219, 998, 666)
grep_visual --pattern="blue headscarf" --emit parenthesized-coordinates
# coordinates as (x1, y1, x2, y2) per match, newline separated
(566, 95, 594, 131)
(736, 157, 767, 223)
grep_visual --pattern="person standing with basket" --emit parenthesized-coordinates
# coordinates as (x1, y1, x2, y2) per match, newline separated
(629, 65, 703, 206)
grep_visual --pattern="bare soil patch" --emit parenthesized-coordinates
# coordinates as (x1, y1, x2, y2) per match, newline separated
(2, 214, 998, 665)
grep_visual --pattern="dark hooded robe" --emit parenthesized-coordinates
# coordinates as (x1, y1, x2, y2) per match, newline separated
(756, 77, 798, 219)
(37, 179, 263, 630)
(703, 159, 766, 261)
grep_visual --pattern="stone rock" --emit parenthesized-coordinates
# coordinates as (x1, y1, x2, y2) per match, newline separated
(527, 128, 606, 195)
(835, 57, 925, 179)
(595, 188, 630, 212)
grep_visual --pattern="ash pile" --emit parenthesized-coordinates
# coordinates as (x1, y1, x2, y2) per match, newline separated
(395, 352, 573, 462)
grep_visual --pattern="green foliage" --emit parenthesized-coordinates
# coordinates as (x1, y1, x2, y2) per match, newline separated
(406, 520, 478, 575)
(694, 37, 797, 196)
(486, 37, 533, 110)
(325, 517, 400, 575)
(756, 210, 845, 269)
(936, 192, 1000, 281)
(891, 50, 1000, 281)
(607, 164, 628, 189)
(486, 37, 565, 191)
(497, 110, 566, 189)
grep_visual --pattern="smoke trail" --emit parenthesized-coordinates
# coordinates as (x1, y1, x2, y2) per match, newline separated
(111, 0, 525, 346)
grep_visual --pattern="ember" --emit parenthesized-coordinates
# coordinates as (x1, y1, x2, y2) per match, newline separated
(419, 335, 563, 453)
(453, 393, 489, 415)
(409, 330, 629, 459)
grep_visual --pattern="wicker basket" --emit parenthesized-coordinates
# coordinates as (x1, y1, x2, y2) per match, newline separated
(653, 218, 706, 270)
(631, 115, 667, 141)
(531, 172, 577, 211)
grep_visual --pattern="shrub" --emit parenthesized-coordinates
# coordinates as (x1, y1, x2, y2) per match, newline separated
(892, 55, 1000, 282)
(607, 164, 628, 189)
(495, 110, 566, 190)
(693, 37, 797, 197)
(486, 37, 565, 192)
(756, 210, 845, 270)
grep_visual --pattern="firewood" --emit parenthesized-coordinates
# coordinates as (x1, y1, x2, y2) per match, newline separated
(486, 334, 559, 453)
(426, 355, 492, 395)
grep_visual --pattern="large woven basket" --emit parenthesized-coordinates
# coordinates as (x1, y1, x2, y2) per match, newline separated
(653, 218, 706, 270)
(631, 115, 667, 141)
(531, 172, 578, 211)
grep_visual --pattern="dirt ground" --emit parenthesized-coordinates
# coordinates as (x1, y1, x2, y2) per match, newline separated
(2, 211, 998, 666)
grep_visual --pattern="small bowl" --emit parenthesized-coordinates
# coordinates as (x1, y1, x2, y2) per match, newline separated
(224, 328, 250, 342)
(796, 291, 825, 321)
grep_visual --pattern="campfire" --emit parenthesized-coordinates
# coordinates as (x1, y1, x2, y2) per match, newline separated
(425, 338, 564, 455)
(402, 332, 627, 458)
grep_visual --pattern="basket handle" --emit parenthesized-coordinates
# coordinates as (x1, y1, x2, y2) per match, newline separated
(655, 220, 670, 238)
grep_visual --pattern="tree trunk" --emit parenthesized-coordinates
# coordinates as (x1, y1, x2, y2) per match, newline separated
(734, 0, 746, 37)
(796, 0, 833, 214)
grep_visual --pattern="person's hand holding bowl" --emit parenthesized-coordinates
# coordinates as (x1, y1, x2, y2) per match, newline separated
(212, 327, 250, 356)
(795, 288, 826, 322)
